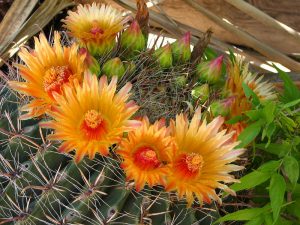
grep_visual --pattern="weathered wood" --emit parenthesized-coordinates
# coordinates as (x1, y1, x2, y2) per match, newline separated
(186, 0, 300, 72)
(151, 0, 300, 54)
(225, 0, 300, 44)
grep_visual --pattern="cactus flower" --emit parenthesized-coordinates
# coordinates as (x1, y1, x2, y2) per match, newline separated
(171, 32, 191, 63)
(40, 74, 140, 163)
(153, 43, 173, 69)
(8, 32, 85, 120)
(121, 20, 146, 57)
(118, 118, 174, 191)
(196, 55, 224, 84)
(166, 109, 244, 205)
(102, 57, 126, 78)
(63, 3, 126, 56)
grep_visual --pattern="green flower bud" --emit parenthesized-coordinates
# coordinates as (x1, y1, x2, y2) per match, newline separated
(210, 96, 235, 117)
(102, 57, 125, 78)
(79, 48, 101, 76)
(171, 32, 191, 64)
(191, 84, 210, 103)
(196, 55, 224, 84)
(121, 20, 146, 57)
(153, 43, 173, 69)
(175, 75, 187, 88)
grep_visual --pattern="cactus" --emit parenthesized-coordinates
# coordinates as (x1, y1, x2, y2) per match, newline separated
(0, 1, 277, 225)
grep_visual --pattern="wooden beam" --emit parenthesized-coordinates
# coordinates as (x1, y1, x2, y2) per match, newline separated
(225, 0, 300, 44)
(186, 0, 300, 72)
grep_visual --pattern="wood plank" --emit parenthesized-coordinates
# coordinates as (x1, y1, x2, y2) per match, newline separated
(154, 0, 300, 54)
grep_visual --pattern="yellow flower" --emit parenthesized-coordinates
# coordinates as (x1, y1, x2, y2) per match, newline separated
(9, 32, 85, 120)
(118, 118, 174, 191)
(63, 3, 125, 55)
(166, 109, 244, 206)
(40, 74, 140, 163)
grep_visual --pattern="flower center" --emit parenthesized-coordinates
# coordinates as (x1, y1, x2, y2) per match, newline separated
(174, 153, 204, 179)
(81, 110, 107, 140)
(84, 110, 103, 129)
(134, 146, 160, 170)
(43, 66, 72, 96)
(90, 21, 104, 36)
(186, 153, 203, 172)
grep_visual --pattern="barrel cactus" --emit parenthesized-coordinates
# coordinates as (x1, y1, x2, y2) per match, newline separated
(0, 1, 276, 224)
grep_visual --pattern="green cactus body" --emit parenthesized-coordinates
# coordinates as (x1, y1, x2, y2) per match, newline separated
(0, 3, 239, 224)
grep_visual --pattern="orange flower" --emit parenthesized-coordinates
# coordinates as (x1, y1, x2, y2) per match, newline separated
(40, 74, 140, 163)
(118, 118, 174, 191)
(9, 32, 85, 119)
(63, 3, 126, 55)
(166, 109, 244, 205)
(222, 56, 277, 140)
(225, 56, 276, 117)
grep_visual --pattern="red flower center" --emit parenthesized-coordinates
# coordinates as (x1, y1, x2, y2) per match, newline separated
(174, 153, 204, 179)
(133, 146, 161, 170)
(90, 21, 104, 36)
(81, 110, 107, 140)
(43, 66, 72, 98)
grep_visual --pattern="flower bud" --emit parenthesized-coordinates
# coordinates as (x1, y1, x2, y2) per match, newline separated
(210, 96, 235, 117)
(175, 75, 187, 88)
(102, 57, 125, 78)
(153, 43, 173, 69)
(171, 32, 191, 64)
(121, 20, 146, 57)
(191, 84, 210, 103)
(79, 48, 101, 76)
(196, 55, 224, 84)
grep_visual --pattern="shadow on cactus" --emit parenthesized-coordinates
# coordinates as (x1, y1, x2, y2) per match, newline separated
(0, 1, 285, 225)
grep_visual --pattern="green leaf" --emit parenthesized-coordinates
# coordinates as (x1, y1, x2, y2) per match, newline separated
(274, 65, 300, 103)
(237, 120, 262, 147)
(256, 143, 291, 157)
(226, 115, 245, 124)
(263, 212, 274, 225)
(242, 82, 260, 106)
(231, 171, 270, 192)
(245, 110, 262, 121)
(263, 101, 276, 124)
(245, 216, 264, 225)
(261, 122, 276, 145)
(257, 160, 281, 173)
(216, 205, 270, 223)
(287, 197, 300, 220)
(204, 47, 217, 60)
(282, 98, 300, 109)
(270, 173, 286, 222)
(231, 161, 280, 192)
(283, 156, 299, 187)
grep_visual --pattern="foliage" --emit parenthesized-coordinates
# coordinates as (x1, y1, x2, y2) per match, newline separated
(217, 68, 300, 224)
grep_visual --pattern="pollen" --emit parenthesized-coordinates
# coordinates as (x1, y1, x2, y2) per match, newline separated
(90, 21, 104, 36)
(43, 66, 72, 94)
(84, 110, 103, 129)
(186, 153, 204, 173)
(134, 146, 160, 170)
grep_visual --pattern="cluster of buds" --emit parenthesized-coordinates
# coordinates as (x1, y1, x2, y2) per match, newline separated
(154, 32, 192, 69)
